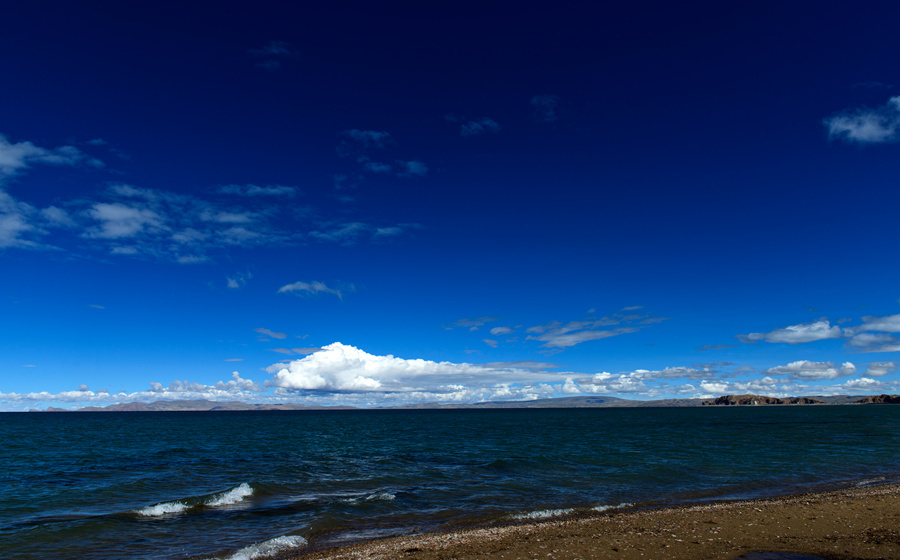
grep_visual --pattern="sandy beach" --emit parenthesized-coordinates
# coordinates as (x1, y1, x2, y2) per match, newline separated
(297, 483, 900, 560)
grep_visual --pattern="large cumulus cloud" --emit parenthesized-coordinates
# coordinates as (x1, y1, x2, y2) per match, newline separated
(265, 342, 508, 392)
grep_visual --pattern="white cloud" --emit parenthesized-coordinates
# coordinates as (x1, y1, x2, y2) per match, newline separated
(278, 281, 346, 300)
(215, 371, 265, 392)
(0, 133, 102, 178)
(847, 332, 900, 353)
(84, 202, 165, 239)
(0, 134, 105, 249)
(698, 376, 782, 396)
(865, 361, 896, 377)
(0, 372, 266, 411)
(490, 326, 514, 335)
(628, 366, 713, 380)
(852, 313, 900, 333)
(483, 339, 499, 348)
(824, 96, 900, 144)
(699, 380, 730, 394)
(561, 378, 581, 394)
(0, 189, 41, 248)
(40, 206, 76, 227)
(838, 377, 886, 392)
(765, 360, 857, 380)
(266, 342, 503, 392)
(737, 319, 842, 344)
(263, 343, 600, 404)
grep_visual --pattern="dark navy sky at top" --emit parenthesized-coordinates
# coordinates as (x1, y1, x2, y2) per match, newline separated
(3, 1, 899, 301)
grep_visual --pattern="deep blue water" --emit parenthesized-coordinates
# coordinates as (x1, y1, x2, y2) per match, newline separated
(2, 406, 899, 560)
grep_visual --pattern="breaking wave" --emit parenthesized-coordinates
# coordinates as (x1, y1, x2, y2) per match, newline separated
(510, 507, 575, 520)
(136, 501, 190, 517)
(214, 535, 308, 560)
(136, 483, 254, 517)
(207, 483, 254, 507)
(509, 502, 633, 521)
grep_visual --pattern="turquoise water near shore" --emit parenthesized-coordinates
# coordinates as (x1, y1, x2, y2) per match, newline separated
(2, 406, 899, 560)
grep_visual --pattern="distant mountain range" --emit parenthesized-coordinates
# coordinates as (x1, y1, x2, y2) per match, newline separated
(29, 393, 900, 412)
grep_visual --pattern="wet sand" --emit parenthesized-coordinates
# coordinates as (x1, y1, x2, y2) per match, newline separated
(296, 483, 900, 560)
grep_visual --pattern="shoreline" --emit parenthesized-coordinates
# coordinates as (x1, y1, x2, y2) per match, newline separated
(294, 482, 900, 560)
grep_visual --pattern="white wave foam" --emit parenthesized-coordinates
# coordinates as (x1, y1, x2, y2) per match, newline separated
(217, 535, 307, 560)
(346, 490, 396, 504)
(136, 501, 190, 517)
(365, 491, 396, 502)
(854, 477, 886, 488)
(207, 483, 253, 507)
(510, 508, 575, 520)
(591, 502, 632, 512)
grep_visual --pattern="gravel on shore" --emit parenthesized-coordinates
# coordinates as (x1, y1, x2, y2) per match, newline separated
(295, 483, 900, 560)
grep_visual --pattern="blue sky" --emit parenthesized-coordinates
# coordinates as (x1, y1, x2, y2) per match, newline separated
(2, 1, 900, 410)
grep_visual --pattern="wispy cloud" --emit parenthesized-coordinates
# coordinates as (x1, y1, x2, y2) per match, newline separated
(527, 326, 637, 349)
(531, 94, 561, 123)
(0, 134, 105, 249)
(396, 160, 428, 177)
(226, 272, 252, 289)
(337, 129, 427, 179)
(309, 221, 414, 245)
(249, 41, 296, 71)
(255, 327, 287, 340)
(250, 40, 293, 57)
(278, 280, 347, 300)
(447, 316, 499, 331)
(218, 184, 298, 197)
(525, 309, 655, 349)
(1, 143, 412, 259)
(698, 344, 738, 351)
(446, 115, 501, 137)
(337, 129, 393, 161)
(824, 96, 900, 144)
(737, 319, 842, 344)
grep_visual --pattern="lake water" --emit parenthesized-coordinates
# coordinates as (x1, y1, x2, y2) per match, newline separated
(2, 406, 899, 560)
